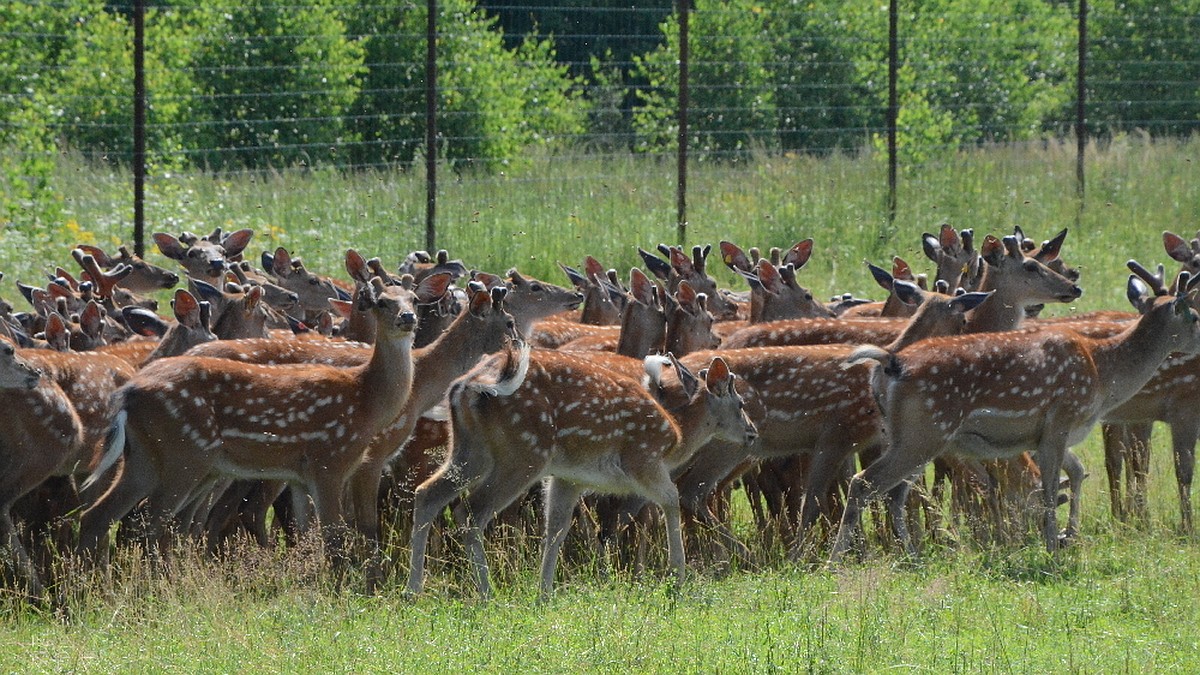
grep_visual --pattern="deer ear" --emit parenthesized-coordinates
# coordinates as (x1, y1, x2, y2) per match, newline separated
(719, 241, 752, 273)
(676, 280, 698, 307)
(921, 233, 940, 261)
(468, 285, 492, 316)
(1035, 229, 1068, 262)
(153, 233, 187, 260)
(44, 312, 69, 351)
(755, 259, 783, 295)
(782, 239, 814, 269)
(123, 306, 169, 337)
(80, 300, 104, 336)
(704, 356, 732, 395)
(1164, 231, 1195, 264)
(172, 289, 202, 327)
(629, 267, 656, 305)
(638, 247, 674, 281)
(472, 271, 502, 289)
(938, 223, 959, 250)
(867, 261, 894, 291)
(222, 229, 254, 258)
(892, 256, 914, 281)
(344, 249, 369, 282)
(981, 235, 1005, 266)
(949, 290, 993, 313)
(558, 262, 587, 290)
(271, 247, 292, 277)
(414, 272, 453, 305)
(1127, 275, 1155, 314)
(245, 284, 263, 307)
(669, 352, 699, 399)
(328, 298, 353, 319)
(669, 247, 695, 276)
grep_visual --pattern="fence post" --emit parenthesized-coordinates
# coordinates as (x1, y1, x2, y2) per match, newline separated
(676, 0, 690, 246)
(425, 0, 438, 253)
(1076, 0, 1088, 211)
(132, 0, 146, 257)
(886, 0, 898, 226)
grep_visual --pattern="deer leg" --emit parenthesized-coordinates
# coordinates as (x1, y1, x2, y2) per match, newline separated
(539, 478, 585, 601)
(1034, 420, 1070, 553)
(831, 444, 930, 563)
(1126, 422, 1153, 523)
(637, 465, 687, 589)
(406, 442, 493, 596)
(78, 438, 159, 555)
(1061, 450, 1087, 541)
(1101, 423, 1128, 522)
(1169, 416, 1199, 534)
(460, 466, 542, 600)
(0, 506, 42, 602)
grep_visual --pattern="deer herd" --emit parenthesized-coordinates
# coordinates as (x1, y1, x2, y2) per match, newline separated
(2, 223, 1199, 602)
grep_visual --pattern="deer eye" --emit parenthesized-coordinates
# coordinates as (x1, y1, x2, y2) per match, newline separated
(530, 283, 543, 292)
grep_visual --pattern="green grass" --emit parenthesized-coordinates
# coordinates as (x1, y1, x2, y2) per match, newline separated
(2, 136, 1200, 671)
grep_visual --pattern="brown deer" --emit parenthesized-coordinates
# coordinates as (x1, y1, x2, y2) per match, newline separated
(639, 244, 740, 320)
(153, 228, 254, 281)
(406, 345, 757, 599)
(77, 275, 418, 571)
(719, 240, 835, 324)
(0, 338, 87, 599)
(833, 273, 1200, 559)
(75, 243, 180, 294)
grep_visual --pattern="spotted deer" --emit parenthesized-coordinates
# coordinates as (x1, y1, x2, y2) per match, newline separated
(0, 339, 87, 599)
(833, 273, 1200, 559)
(406, 345, 757, 599)
(719, 240, 834, 324)
(77, 276, 418, 570)
(639, 244, 740, 320)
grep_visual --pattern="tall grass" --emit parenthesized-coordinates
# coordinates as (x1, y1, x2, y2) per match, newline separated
(1, 137, 1199, 670)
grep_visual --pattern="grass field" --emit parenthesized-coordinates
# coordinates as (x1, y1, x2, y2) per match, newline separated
(1, 136, 1200, 671)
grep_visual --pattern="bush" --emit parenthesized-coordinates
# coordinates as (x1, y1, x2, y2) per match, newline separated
(632, 0, 777, 156)
(182, 0, 365, 170)
(346, 0, 587, 172)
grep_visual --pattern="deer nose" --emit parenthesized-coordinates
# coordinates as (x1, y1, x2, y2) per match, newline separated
(397, 311, 417, 330)
(208, 260, 226, 276)
(164, 271, 180, 286)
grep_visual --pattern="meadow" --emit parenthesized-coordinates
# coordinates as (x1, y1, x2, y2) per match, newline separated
(1, 135, 1199, 672)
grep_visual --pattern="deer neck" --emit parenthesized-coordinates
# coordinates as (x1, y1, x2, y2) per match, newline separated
(360, 318, 417, 423)
(616, 303, 665, 359)
(965, 269, 1026, 334)
(1086, 312, 1186, 413)
(408, 314, 499, 414)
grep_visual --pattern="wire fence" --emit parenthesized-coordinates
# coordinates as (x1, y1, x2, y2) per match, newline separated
(3, 0, 1200, 252)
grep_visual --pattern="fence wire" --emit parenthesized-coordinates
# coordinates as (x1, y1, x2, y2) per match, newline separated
(2, 0, 1200, 240)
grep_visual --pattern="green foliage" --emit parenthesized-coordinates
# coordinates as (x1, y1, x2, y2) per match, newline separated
(1089, 0, 1200, 135)
(183, 0, 365, 170)
(0, 0, 80, 224)
(633, 0, 778, 156)
(347, 0, 588, 171)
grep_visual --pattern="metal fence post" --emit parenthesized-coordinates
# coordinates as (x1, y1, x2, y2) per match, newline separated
(676, 0, 690, 246)
(1076, 0, 1088, 211)
(886, 0, 898, 226)
(425, 0, 438, 253)
(132, 0, 146, 257)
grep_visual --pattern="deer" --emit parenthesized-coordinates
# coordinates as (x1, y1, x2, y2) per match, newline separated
(838, 258, 928, 318)
(76, 275, 418, 575)
(0, 338, 86, 600)
(1093, 255, 1200, 531)
(718, 240, 835, 325)
(406, 344, 758, 600)
(638, 244, 741, 321)
(75, 243, 180, 294)
(153, 228, 254, 281)
(922, 223, 982, 291)
(832, 272, 1200, 560)
(262, 246, 353, 323)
